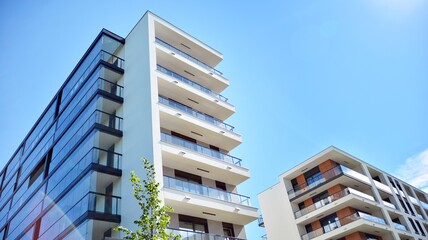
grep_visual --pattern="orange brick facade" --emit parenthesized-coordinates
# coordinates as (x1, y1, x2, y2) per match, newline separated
(344, 231, 383, 240)
(344, 232, 366, 240)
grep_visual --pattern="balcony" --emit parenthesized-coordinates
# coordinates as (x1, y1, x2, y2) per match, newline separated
(163, 176, 251, 206)
(155, 40, 228, 93)
(61, 50, 124, 110)
(167, 228, 245, 240)
(37, 191, 121, 240)
(301, 212, 386, 240)
(161, 132, 241, 166)
(382, 200, 396, 210)
(163, 177, 258, 225)
(160, 133, 249, 185)
(159, 95, 236, 133)
(157, 67, 234, 121)
(373, 180, 392, 194)
(158, 65, 227, 102)
(393, 222, 409, 232)
(294, 188, 375, 219)
(155, 38, 222, 76)
(258, 215, 265, 227)
(288, 165, 371, 201)
(159, 105, 241, 152)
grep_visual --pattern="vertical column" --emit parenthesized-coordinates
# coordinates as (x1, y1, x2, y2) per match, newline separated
(361, 164, 400, 239)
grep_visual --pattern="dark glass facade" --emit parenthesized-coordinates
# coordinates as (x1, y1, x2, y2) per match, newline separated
(0, 30, 125, 240)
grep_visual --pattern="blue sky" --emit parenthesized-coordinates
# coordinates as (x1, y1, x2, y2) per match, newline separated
(1, 0, 427, 239)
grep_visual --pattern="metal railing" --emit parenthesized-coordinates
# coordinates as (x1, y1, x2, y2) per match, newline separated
(288, 165, 370, 199)
(294, 188, 375, 218)
(155, 38, 223, 76)
(56, 77, 123, 137)
(382, 200, 396, 209)
(157, 65, 227, 102)
(160, 132, 242, 166)
(50, 109, 123, 171)
(159, 96, 234, 131)
(373, 180, 392, 194)
(301, 211, 386, 240)
(61, 50, 124, 109)
(393, 222, 409, 232)
(163, 176, 251, 206)
(258, 215, 265, 227)
(167, 228, 245, 240)
(88, 191, 121, 215)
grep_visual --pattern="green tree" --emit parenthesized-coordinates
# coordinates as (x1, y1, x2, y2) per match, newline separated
(114, 158, 180, 240)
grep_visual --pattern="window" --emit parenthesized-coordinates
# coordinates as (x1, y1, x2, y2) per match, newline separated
(312, 191, 330, 208)
(175, 170, 202, 184)
(320, 213, 339, 233)
(304, 224, 313, 233)
(298, 202, 305, 210)
(365, 233, 380, 240)
(291, 178, 300, 192)
(222, 222, 235, 237)
(178, 215, 208, 233)
(304, 167, 322, 187)
(28, 162, 45, 187)
(215, 181, 227, 191)
(171, 131, 196, 143)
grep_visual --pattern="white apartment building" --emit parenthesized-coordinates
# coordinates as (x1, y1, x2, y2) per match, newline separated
(259, 146, 428, 240)
(0, 11, 258, 240)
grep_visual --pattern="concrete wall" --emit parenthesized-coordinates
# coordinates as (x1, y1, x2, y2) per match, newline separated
(259, 182, 300, 240)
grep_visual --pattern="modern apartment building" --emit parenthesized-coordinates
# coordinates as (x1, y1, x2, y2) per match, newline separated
(0, 11, 258, 240)
(258, 146, 428, 240)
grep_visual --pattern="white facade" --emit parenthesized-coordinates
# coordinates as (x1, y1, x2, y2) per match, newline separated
(258, 146, 428, 240)
(117, 11, 258, 239)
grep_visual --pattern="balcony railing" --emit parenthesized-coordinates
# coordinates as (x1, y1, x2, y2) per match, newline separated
(167, 228, 244, 240)
(50, 110, 123, 171)
(56, 77, 124, 137)
(157, 65, 228, 102)
(163, 176, 251, 206)
(258, 215, 265, 227)
(159, 96, 234, 131)
(294, 188, 375, 218)
(88, 191, 121, 216)
(61, 50, 124, 110)
(393, 222, 409, 232)
(373, 180, 392, 194)
(288, 165, 370, 199)
(301, 211, 386, 240)
(160, 132, 242, 166)
(382, 200, 396, 209)
(420, 200, 428, 210)
(155, 38, 223, 76)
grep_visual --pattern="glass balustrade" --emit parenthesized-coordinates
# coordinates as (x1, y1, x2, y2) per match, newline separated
(393, 222, 409, 232)
(163, 176, 251, 206)
(159, 96, 234, 131)
(373, 180, 392, 194)
(157, 65, 227, 102)
(155, 38, 223, 76)
(288, 165, 370, 199)
(88, 192, 121, 216)
(382, 200, 396, 209)
(301, 212, 386, 240)
(166, 228, 245, 240)
(160, 132, 242, 166)
(294, 188, 375, 218)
